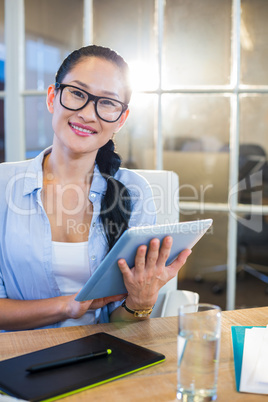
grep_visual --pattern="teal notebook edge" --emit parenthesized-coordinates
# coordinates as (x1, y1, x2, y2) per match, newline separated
(231, 325, 265, 391)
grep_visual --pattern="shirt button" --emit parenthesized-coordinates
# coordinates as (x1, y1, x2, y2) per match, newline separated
(91, 255, 96, 261)
(92, 222, 96, 227)
(91, 193, 96, 198)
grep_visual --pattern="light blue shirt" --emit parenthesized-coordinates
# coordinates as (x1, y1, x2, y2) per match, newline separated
(0, 147, 156, 329)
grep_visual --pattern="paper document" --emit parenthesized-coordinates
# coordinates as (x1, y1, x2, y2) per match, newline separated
(239, 325, 268, 394)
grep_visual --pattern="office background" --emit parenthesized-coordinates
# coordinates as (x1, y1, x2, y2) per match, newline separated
(0, 0, 268, 310)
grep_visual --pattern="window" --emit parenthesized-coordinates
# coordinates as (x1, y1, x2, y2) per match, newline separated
(24, 0, 84, 157)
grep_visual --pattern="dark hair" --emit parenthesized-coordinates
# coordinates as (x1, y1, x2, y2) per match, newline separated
(55, 45, 132, 250)
(55, 44, 132, 103)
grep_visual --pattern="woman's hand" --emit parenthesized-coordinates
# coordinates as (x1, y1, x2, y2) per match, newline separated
(0, 293, 126, 331)
(65, 292, 125, 319)
(117, 236, 192, 310)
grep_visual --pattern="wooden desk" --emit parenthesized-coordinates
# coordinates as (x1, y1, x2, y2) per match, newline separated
(0, 307, 267, 401)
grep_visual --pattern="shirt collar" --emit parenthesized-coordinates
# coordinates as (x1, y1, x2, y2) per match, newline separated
(22, 146, 108, 197)
(90, 164, 107, 197)
(23, 146, 52, 196)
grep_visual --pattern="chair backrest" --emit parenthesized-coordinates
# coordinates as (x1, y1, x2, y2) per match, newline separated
(133, 170, 179, 224)
(160, 289, 199, 317)
(131, 169, 179, 317)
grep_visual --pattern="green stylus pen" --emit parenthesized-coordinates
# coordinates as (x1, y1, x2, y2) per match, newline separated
(26, 348, 112, 373)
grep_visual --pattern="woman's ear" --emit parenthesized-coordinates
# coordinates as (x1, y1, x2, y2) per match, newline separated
(114, 109, 130, 133)
(46, 85, 55, 114)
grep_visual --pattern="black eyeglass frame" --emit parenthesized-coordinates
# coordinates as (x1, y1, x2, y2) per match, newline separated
(54, 82, 129, 123)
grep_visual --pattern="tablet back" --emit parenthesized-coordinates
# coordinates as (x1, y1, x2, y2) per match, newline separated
(76, 219, 212, 301)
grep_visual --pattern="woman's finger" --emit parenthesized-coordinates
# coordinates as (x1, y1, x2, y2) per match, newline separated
(90, 293, 126, 309)
(145, 238, 161, 270)
(167, 249, 192, 278)
(133, 244, 147, 274)
(156, 236, 173, 268)
(117, 258, 131, 276)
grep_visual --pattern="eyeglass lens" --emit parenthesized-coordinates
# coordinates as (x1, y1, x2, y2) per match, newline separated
(61, 86, 124, 122)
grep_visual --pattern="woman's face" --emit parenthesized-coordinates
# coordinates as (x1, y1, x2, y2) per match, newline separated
(47, 57, 129, 156)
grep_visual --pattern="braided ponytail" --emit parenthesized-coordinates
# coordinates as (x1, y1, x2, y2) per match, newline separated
(96, 140, 132, 250)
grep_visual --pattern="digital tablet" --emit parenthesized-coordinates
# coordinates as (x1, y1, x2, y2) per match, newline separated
(75, 218, 213, 301)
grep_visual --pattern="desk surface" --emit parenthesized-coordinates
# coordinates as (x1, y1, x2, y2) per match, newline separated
(1, 307, 267, 401)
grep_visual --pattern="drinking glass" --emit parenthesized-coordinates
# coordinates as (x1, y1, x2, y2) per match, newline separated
(177, 303, 221, 401)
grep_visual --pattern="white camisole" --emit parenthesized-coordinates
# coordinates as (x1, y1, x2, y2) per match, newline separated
(51, 241, 95, 327)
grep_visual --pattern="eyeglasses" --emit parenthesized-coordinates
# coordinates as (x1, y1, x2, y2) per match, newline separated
(55, 82, 128, 123)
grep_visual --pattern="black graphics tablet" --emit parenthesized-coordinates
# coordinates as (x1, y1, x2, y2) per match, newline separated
(0, 332, 165, 401)
(76, 219, 213, 301)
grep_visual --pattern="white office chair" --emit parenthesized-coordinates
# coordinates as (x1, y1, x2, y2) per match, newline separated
(161, 289, 199, 317)
(132, 170, 199, 317)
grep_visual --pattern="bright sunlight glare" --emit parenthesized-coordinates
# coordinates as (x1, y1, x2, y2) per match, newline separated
(128, 61, 158, 92)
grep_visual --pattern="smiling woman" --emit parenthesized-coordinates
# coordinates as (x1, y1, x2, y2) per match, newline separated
(0, 44, 191, 331)
(45, 49, 132, 247)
